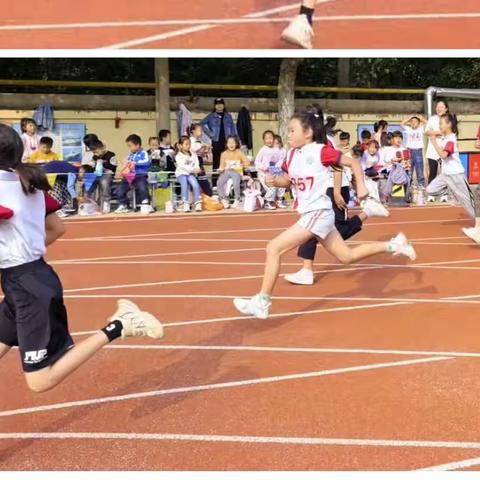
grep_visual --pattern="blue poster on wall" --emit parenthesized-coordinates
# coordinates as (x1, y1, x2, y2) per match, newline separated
(14, 123, 86, 162)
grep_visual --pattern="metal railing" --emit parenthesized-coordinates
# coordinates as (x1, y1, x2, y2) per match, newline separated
(0, 79, 425, 96)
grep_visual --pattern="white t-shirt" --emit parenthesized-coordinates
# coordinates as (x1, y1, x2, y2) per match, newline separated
(439, 134, 464, 175)
(383, 146, 410, 171)
(0, 171, 58, 268)
(21, 133, 41, 162)
(82, 150, 95, 167)
(403, 125, 425, 150)
(425, 115, 441, 160)
(283, 142, 341, 214)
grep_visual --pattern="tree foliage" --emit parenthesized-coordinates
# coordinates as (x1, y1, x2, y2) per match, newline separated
(1, 58, 480, 97)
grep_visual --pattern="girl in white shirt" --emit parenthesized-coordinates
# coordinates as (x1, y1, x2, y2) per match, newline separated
(427, 113, 480, 244)
(175, 136, 202, 212)
(425, 100, 449, 201)
(0, 124, 163, 393)
(233, 111, 416, 319)
(20, 118, 41, 163)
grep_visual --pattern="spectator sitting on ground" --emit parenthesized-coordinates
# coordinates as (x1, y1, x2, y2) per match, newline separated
(115, 134, 152, 214)
(29, 136, 59, 164)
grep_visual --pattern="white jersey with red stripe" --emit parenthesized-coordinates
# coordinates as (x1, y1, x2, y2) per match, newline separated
(283, 142, 342, 214)
(439, 133, 464, 175)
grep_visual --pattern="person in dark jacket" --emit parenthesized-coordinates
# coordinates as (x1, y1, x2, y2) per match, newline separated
(200, 98, 237, 172)
(237, 106, 253, 151)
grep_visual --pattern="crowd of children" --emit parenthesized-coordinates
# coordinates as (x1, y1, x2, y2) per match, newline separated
(15, 100, 480, 238)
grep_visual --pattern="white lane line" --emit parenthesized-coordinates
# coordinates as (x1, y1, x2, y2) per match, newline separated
(4, 431, 480, 451)
(69, 227, 284, 241)
(54, 261, 480, 270)
(62, 294, 480, 305)
(63, 265, 389, 293)
(101, 0, 336, 49)
(58, 205, 453, 226)
(52, 247, 265, 264)
(61, 255, 480, 293)
(60, 237, 270, 243)
(61, 217, 468, 241)
(104, 344, 480, 360)
(101, 24, 217, 49)
(69, 289, 480, 336)
(62, 211, 296, 225)
(418, 456, 480, 471)
(0, 356, 449, 418)
(68, 302, 416, 336)
(3, 11, 480, 33)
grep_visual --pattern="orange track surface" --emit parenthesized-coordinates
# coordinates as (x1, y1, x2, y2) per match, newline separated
(0, 0, 479, 49)
(1, 204, 480, 471)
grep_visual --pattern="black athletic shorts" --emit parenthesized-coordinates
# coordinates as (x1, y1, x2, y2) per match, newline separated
(0, 258, 74, 373)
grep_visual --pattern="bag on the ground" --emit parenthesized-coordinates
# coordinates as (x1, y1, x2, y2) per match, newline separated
(243, 178, 264, 212)
(201, 193, 224, 211)
(78, 197, 101, 216)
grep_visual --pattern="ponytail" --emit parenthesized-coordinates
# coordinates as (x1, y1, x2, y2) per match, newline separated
(442, 113, 459, 135)
(15, 163, 51, 195)
(294, 106, 327, 144)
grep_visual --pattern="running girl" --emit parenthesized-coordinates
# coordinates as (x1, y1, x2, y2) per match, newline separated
(233, 112, 416, 319)
(281, 0, 315, 49)
(286, 143, 389, 286)
(0, 124, 164, 393)
(426, 114, 480, 244)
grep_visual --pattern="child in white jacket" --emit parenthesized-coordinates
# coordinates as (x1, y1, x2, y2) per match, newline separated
(175, 136, 202, 212)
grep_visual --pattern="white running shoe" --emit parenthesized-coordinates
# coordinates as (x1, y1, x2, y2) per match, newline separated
(183, 202, 191, 213)
(102, 201, 111, 214)
(440, 194, 449, 203)
(281, 14, 314, 49)
(231, 200, 240, 209)
(233, 294, 271, 319)
(109, 299, 164, 339)
(362, 198, 390, 218)
(194, 201, 202, 212)
(221, 199, 230, 209)
(115, 205, 130, 214)
(388, 232, 417, 261)
(462, 227, 480, 245)
(427, 195, 436, 203)
(284, 268, 314, 285)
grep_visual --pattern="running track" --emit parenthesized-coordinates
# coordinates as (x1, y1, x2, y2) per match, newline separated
(1, 0, 480, 49)
(2, 205, 480, 470)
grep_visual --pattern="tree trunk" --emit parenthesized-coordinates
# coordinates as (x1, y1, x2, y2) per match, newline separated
(337, 58, 351, 99)
(155, 58, 170, 135)
(278, 58, 302, 145)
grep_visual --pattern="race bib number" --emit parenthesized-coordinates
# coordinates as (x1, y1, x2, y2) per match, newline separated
(291, 176, 314, 192)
